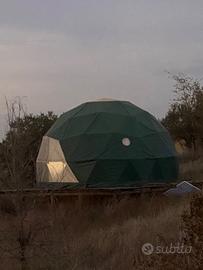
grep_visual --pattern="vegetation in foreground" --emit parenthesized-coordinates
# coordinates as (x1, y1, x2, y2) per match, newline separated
(0, 193, 202, 269)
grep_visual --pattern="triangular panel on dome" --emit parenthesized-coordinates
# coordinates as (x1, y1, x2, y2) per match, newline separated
(36, 136, 78, 183)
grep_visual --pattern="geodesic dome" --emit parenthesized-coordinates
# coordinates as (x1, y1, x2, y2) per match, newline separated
(36, 100, 178, 187)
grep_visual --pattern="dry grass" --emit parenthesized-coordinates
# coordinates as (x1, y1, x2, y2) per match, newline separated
(0, 194, 199, 270)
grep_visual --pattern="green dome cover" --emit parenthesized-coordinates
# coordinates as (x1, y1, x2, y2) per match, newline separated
(36, 100, 178, 187)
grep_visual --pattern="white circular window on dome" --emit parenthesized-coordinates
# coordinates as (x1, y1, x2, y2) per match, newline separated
(122, 137, 131, 146)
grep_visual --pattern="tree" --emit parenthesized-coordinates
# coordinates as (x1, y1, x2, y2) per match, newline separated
(162, 74, 203, 152)
(0, 99, 57, 188)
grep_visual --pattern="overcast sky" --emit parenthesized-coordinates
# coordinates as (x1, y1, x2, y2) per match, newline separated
(0, 0, 203, 126)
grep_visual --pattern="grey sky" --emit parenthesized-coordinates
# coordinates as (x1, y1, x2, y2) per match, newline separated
(0, 0, 203, 123)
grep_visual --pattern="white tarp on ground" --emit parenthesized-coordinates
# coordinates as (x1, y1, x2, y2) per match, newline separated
(164, 181, 201, 196)
(36, 136, 78, 183)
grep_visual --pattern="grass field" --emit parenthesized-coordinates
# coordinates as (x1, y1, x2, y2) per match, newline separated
(0, 192, 202, 270)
